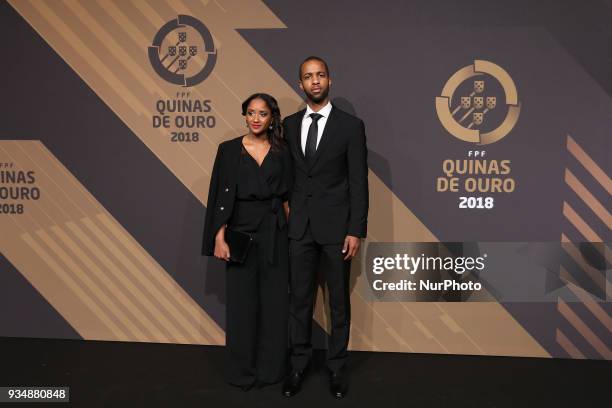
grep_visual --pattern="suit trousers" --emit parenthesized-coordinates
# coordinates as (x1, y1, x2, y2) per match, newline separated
(225, 219, 289, 386)
(289, 223, 351, 373)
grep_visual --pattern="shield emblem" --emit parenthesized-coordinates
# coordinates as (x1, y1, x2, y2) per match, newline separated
(168, 46, 177, 56)
(474, 80, 485, 93)
(461, 96, 471, 109)
(473, 96, 484, 109)
(486, 97, 497, 109)
(179, 46, 187, 57)
(179, 59, 187, 70)
(473, 112, 484, 125)
(189, 46, 198, 56)
(178, 32, 187, 43)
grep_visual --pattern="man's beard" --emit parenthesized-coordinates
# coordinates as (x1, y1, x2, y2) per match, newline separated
(306, 87, 329, 103)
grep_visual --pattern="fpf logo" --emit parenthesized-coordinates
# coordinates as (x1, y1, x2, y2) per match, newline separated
(148, 15, 217, 87)
(435, 60, 520, 145)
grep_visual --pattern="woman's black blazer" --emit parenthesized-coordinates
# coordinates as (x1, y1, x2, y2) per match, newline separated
(201, 136, 292, 256)
(201, 136, 243, 256)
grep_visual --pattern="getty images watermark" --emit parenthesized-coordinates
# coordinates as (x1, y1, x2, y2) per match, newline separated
(371, 252, 485, 292)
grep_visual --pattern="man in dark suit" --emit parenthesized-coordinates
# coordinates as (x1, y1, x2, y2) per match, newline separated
(282, 56, 368, 399)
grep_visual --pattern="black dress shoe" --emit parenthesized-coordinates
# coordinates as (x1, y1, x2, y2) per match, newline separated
(282, 371, 304, 397)
(255, 379, 277, 389)
(239, 382, 254, 392)
(329, 371, 348, 399)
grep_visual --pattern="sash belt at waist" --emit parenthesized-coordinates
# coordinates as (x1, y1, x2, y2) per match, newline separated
(233, 197, 286, 264)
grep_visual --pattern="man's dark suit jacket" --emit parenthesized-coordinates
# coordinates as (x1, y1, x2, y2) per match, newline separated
(283, 105, 368, 244)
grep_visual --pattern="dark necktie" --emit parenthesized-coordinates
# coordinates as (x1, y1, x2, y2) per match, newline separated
(305, 113, 323, 161)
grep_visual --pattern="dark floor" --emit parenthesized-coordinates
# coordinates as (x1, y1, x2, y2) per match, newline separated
(0, 337, 609, 407)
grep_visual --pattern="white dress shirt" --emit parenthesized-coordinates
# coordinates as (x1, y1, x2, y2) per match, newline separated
(300, 102, 332, 154)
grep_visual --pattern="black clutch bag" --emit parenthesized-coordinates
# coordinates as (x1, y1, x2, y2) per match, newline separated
(225, 229, 253, 263)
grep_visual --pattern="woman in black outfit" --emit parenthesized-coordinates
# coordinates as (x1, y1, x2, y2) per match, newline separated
(202, 93, 292, 390)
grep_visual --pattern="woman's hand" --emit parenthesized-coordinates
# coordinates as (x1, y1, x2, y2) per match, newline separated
(214, 239, 230, 261)
(214, 226, 230, 261)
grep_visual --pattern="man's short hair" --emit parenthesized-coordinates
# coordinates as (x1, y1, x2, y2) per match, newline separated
(299, 56, 330, 79)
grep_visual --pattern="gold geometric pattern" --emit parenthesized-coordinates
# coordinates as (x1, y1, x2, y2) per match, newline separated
(557, 134, 611, 358)
(5, 1, 550, 356)
(0, 141, 224, 344)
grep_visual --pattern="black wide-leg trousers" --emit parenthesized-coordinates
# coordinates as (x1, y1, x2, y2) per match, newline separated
(224, 222, 289, 386)
(289, 224, 351, 374)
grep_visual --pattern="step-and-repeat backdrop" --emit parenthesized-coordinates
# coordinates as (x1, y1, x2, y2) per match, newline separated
(1, 0, 610, 360)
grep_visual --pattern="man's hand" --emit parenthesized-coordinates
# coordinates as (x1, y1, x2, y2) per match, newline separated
(342, 235, 360, 260)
